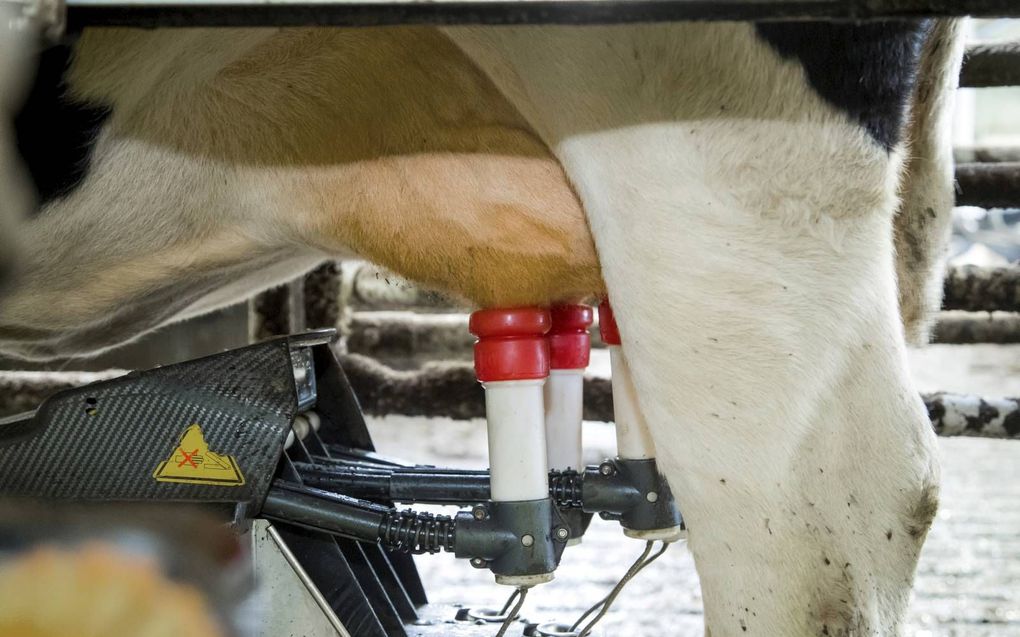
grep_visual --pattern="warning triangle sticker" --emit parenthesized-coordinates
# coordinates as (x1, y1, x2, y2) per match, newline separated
(153, 424, 245, 486)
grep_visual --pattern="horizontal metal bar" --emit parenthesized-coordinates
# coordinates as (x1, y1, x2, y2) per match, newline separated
(295, 462, 492, 504)
(294, 460, 680, 533)
(295, 463, 582, 508)
(348, 262, 1019, 316)
(64, 0, 1020, 29)
(960, 40, 1020, 88)
(955, 162, 1020, 209)
(263, 482, 393, 544)
(926, 392, 1020, 438)
(334, 354, 1020, 438)
(1, 359, 1016, 436)
(346, 307, 1019, 362)
(954, 146, 1020, 164)
(932, 312, 1020, 344)
(942, 264, 1019, 313)
(264, 481, 467, 555)
(346, 312, 473, 361)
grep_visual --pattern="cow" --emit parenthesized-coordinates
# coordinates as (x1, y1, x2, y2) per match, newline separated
(2, 18, 965, 636)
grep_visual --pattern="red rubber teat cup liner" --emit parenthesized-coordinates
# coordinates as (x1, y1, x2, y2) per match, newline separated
(469, 307, 551, 382)
(598, 300, 621, 346)
(548, 304, 593, 370)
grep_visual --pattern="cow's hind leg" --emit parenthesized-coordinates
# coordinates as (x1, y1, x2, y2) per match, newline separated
(447, 22, 941, 635)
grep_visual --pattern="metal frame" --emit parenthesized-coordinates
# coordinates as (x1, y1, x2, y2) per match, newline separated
(59, 0, 1020, 30)
(0, 332, 685, 636)
(264, 338, 682, 569)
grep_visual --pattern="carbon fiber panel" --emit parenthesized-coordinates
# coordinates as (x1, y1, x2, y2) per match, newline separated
(0, 338, 298, 506)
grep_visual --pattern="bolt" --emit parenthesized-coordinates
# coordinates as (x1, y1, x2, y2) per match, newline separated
(455, 608, 471, 621)
(599, 462, 615, 476)
(472, 505, 488, 520)
(646, 491, 659, 503)
(555, 527, 570, 541)
(521, 534, 535, 547)
(470, 557, 487, 568)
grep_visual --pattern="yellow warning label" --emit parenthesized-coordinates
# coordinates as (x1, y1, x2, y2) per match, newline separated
(153, 424, 245, 487)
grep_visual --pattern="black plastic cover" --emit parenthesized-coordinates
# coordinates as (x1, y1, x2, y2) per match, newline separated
(0, 337, 303, 507)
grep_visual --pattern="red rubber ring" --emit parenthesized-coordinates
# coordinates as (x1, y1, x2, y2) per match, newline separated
(470, 308, 551, 381)
(548, 304, 593, 369)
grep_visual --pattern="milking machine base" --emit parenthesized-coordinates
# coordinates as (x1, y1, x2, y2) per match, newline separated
(0, 330, 682, 637)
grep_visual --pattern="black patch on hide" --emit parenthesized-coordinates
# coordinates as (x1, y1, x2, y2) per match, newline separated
(756, 20, 930, 152)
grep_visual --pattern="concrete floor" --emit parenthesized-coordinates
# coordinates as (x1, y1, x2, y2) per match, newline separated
(367, 344, 1020, 636)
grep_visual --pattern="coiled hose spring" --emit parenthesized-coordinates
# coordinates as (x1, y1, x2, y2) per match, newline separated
(379, 509, 456, 554)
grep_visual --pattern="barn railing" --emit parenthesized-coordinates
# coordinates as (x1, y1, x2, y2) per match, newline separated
(6, 256, 1016, 435)
(223, 248, 1020, 441)
(340, 261, 1020, 344)
(2, 345, 1017, 437)
(959, 40, 1020, 88)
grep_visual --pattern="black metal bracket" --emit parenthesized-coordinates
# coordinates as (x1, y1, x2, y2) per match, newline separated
(582, 458, 683, 538)
(262, 480, 569, 581)
(292, 456, 683, 538)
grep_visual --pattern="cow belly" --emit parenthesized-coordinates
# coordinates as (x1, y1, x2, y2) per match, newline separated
(278, 151, 603, 308)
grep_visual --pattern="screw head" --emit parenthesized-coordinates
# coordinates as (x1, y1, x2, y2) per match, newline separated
(646, 491, 659, 503)
(599, 462, 615, 476)
(472, 505, 488, 520)
(521, 534, 535, 547)
(470, 557, 487, 568)
(555, 527, 570, 540)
